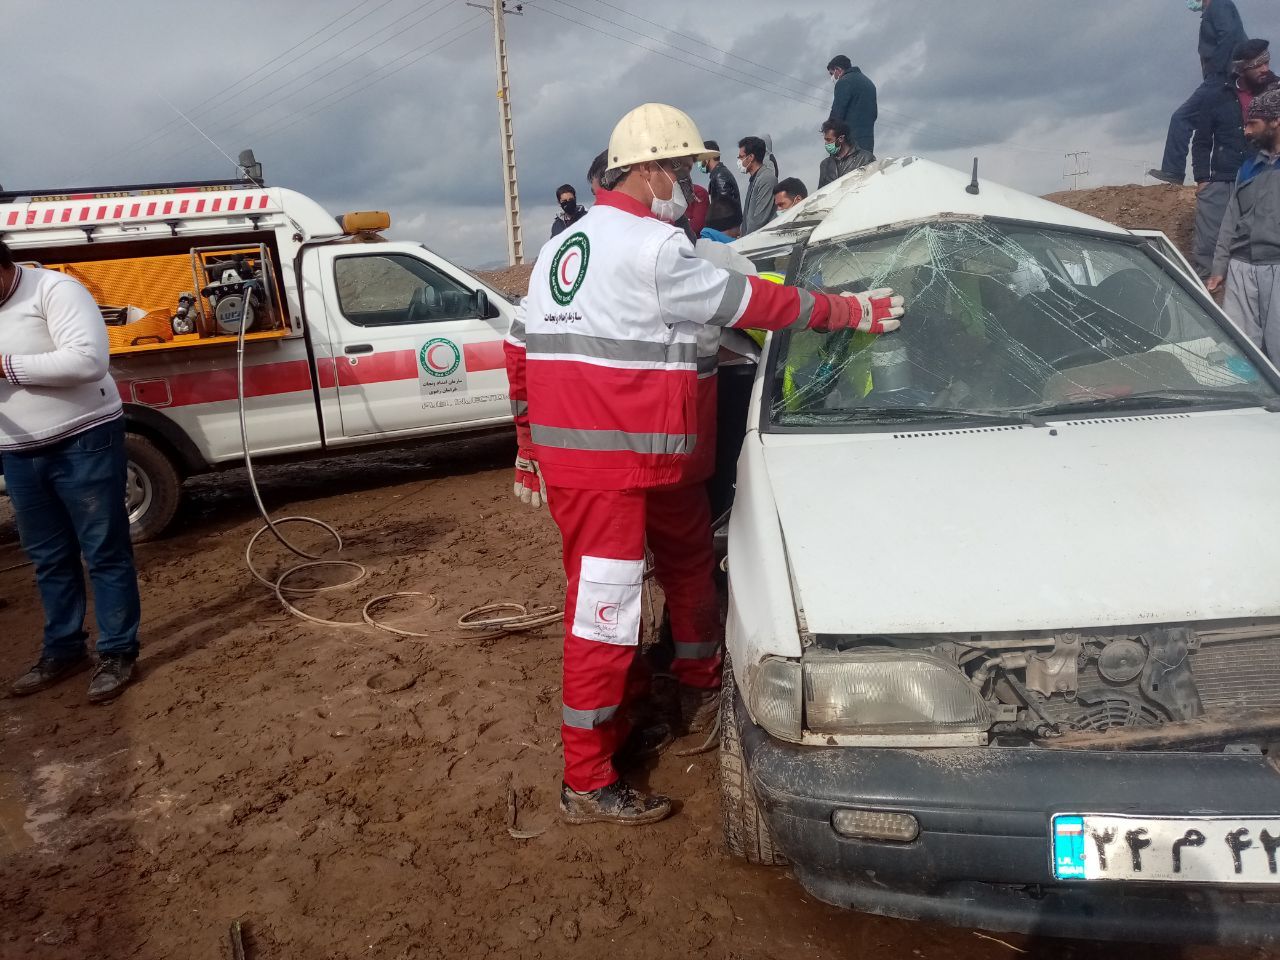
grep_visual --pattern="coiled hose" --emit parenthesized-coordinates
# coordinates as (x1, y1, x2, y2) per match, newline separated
(235, 283, 558, 637)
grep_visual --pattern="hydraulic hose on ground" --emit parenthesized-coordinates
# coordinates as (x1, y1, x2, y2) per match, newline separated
(234, 281, 559, 638)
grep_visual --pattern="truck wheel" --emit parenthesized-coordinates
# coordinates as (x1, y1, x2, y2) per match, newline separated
(719, 657, 787, 865)
(124, 433, 181, 542)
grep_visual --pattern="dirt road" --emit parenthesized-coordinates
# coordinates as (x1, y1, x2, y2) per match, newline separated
(0, 438, 1265, 959)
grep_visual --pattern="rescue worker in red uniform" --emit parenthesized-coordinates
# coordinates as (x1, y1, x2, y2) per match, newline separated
(504, 104, 906, 825)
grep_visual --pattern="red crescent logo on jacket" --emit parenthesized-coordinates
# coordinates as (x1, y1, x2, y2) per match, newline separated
(595, 602, 619, 625)
(550, 232, 590, 306)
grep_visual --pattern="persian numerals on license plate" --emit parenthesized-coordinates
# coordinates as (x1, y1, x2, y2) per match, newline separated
(1053, 814, 1280, 884)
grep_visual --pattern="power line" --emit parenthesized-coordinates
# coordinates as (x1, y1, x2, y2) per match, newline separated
(165, 0, 454, 152)
(588, 0, 829, 99)
(525, 1, 829, 113)
(249, 17, 490, 147)
(75, 0, 401, 181)
(143, 1, 462, 173)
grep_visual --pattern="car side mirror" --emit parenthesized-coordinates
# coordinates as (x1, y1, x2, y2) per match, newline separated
(474, 288, 498, 319)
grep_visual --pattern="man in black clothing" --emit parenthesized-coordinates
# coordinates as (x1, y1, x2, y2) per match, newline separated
(827, 54, 878, 155)
(818, 119, 876, 188)
(551, 184, 587, 238)
(1149, 0, 1247, 185)
(700, 139, 743, 234)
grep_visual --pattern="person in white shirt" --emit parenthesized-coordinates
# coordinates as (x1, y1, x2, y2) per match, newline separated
(0, 239, 141, 703)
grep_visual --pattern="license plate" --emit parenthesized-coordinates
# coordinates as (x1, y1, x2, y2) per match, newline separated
(1052, 814, 1280, 884)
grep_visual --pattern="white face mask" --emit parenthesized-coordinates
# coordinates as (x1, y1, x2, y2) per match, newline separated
(737, 158, 749, 174)
(649, 167, 688, 223)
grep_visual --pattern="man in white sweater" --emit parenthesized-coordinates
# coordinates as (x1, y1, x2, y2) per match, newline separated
(0, 239, 141, 703)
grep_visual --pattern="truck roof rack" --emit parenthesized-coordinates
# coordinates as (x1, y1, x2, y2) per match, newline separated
(0, 177, 265, 204)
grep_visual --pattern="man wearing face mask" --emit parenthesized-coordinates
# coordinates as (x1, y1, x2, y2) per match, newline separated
(818, 119, 876, 189)
(1209, 87, 1280, 363)
(504, 103, 906, 826)
(737, 135, 778, 236)
(551, 184, 587, 238)
(1149, 0, 1247, 185)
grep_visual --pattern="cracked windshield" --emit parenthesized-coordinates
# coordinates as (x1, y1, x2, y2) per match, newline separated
(770, 220, 1279, 426)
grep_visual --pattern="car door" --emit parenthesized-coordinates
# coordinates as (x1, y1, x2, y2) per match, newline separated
(314, 244, 511, 439)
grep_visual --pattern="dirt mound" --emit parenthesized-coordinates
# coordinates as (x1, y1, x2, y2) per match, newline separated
(1044, 184, 1198, 259)
(474, 264, 534, 300)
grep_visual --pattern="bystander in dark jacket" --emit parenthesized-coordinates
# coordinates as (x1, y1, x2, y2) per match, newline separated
(827, 55, 878, 155)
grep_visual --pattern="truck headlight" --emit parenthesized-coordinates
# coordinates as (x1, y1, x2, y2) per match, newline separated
(804, 649, 992, 735)
(749, 656, 803, 742)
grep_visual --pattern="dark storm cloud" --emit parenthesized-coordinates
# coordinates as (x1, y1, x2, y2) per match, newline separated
(2, 0, 1274, 265)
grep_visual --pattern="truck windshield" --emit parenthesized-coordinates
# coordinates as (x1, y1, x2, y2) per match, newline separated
(768, 221, 1279, 427)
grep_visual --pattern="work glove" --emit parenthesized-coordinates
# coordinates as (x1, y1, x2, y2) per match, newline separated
(818, 288, 905, 334)
(513, 452, 546, 509)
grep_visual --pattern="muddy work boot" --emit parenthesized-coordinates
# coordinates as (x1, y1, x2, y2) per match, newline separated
(678, 684, 721, 736)
(10, 653, 91, 697)
(560, 780, 673, 826)
(614, 720, 675, 769)
(87, 655, 137, 704)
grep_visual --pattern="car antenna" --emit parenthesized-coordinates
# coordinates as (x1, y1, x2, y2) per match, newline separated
(966, 158, 980, 195)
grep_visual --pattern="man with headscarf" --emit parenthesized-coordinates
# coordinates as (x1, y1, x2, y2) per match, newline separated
(1209, 86, 1280, 363)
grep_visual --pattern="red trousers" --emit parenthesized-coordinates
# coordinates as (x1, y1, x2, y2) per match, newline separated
(548, 482, 721, 792)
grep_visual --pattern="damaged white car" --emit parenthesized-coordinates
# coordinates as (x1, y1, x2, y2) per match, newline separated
(720, 157, 1280, 945)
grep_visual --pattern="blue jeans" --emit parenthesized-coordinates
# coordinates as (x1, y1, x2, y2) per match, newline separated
(1160, 79, 1220, 180)
(3, 418, 141, 660)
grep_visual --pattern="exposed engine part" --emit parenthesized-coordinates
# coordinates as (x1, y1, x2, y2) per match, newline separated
(1025, 634, 1081, 697)
(171, 292, 197, 336)
(1098, 638, 1147, 683)
(1140, 627, 1203, 721)
(1035, 690, 1165, 733)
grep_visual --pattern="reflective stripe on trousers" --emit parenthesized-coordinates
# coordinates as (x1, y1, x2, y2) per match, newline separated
(548, 482, 721, 792)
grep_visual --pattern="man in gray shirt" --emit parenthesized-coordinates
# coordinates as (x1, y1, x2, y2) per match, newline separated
(1210, 86, 1280, 363)
(737, 136, 777, 235)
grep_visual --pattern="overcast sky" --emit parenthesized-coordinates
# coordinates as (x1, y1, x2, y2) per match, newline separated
(2, 0, 1273, 266)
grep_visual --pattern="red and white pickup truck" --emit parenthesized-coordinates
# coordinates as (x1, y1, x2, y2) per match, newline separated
(0, 179, 515, 539)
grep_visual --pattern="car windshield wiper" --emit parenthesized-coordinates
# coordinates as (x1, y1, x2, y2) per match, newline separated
(1028, 390, 1280, 419)
(802, 406, 1040, 425)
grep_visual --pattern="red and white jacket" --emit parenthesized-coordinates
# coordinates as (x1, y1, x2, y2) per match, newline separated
(505, 190, 831, 491)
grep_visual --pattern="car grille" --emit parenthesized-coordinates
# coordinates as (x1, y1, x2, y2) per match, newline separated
(1191, 638, 1280, 714)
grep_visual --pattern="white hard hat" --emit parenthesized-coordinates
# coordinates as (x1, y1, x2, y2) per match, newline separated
(607, 103, 718, 169)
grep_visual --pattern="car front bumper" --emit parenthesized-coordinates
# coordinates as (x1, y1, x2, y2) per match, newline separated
(737, 695, 1280, 945)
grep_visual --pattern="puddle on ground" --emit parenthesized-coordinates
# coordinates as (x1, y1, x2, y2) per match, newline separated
(0, 772, 33, 855)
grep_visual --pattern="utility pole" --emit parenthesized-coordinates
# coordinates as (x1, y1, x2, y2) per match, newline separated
(468, 0, 525, 265)
(1064, 151, 1091, 191)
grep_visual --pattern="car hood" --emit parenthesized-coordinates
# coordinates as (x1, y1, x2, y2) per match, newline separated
(761, 409, 1280, 635)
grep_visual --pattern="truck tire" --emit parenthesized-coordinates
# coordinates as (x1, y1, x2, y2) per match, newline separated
(124, 432, 181, 542)
(719, 657, 787, 865)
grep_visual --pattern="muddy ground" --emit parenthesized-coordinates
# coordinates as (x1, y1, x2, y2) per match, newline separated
(0, 436, 1269, 960)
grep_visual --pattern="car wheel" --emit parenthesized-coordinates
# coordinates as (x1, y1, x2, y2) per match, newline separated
(719, 657, 787, 865)
(125, 433, 182, 542)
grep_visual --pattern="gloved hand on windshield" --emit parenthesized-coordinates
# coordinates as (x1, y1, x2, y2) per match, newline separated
(817, 288, 905, 334)
(513, 429, 546, 509)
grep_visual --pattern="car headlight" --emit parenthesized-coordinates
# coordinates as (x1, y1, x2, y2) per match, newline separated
(804, 648, 992, 735)
(748, 656, 803, 742)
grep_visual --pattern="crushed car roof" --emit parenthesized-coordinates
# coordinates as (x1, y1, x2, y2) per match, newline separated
(734, 157, 1128, 258)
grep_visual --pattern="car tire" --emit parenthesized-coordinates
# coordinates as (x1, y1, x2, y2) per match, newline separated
(719, 657, 787, 865)
(124, 432, 182, 542)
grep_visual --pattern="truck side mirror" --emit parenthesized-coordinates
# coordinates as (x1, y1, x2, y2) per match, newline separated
(474, 288, 497, 319)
